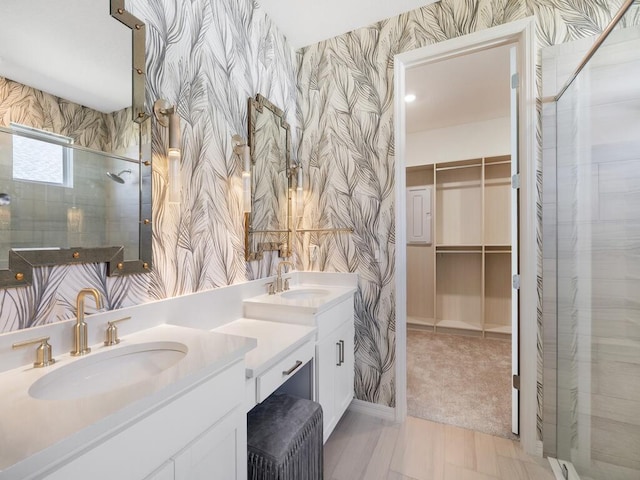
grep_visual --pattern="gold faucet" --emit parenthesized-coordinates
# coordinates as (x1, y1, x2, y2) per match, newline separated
(71, 288, 103, 356)
(276, 261, 294, 293)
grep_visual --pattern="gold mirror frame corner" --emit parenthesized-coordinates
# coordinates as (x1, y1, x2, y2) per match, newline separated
(0, 0, 152, 289)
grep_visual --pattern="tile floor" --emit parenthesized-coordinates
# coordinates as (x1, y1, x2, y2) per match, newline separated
(324, 410, 556, 480)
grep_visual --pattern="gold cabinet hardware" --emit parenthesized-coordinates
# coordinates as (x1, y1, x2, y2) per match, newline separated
(15, 272, 24, 281)
(104, 316, 131, 346)
(117, 262, 124, 270)
(72, 251, 80, 259)
(142, 262, 149, 269)
(12, 336, 55, 368)
(143, 160, 151, 166)
(143, 219, 150, 224)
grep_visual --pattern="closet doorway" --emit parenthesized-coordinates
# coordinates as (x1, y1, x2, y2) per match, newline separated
(402, 43, 519, 438)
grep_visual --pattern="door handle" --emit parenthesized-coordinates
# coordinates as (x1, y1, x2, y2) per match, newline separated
(339, 340, 345, 365)
(336, 342, 341, 366)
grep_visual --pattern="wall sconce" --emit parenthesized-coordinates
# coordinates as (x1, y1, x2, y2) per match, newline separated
(233, 134, 251, 213)
(291, 163, 303, 217)
(154, 99, 181, 204)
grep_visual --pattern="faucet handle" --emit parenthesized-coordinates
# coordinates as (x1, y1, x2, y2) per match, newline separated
(104, 316, 131, 346)
(264, 282, 276, 295)
(12, 336, 55, 368)
(283, 277, 291, 291)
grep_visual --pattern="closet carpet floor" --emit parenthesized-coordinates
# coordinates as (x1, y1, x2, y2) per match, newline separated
(407, 328, 514, 439)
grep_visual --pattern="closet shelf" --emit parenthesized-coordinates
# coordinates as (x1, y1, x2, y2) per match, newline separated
(406, 155, 513, 337)
(436, 319, 483, 331)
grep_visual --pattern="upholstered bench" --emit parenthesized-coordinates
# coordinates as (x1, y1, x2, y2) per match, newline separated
(247, 393, 323, 480)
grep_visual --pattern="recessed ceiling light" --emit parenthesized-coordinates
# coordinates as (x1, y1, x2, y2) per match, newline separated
(405, 94, 416, 103)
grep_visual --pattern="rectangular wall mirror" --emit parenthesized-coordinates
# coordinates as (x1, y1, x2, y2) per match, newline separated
(0, 0, 151, 288)
(245, 94, 292, 261)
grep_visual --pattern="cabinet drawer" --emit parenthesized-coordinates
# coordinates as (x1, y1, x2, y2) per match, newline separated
(256, 341, 314, 403)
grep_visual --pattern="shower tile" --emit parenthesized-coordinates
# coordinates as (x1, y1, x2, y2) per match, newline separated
(592, 359, 640, 401)
(590, 459, 640, 480)
(591, 394, 640, 427)
(591, 417, 640, 471)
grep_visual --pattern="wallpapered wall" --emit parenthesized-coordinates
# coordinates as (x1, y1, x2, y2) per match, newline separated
(295, 0, 631, 438)
(0, 0, 296, 332)
(0, 0, 632, 442)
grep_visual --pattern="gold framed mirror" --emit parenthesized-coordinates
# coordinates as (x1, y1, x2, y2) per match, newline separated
(0, 0, 151, 288)
(245, 94, 291, 261)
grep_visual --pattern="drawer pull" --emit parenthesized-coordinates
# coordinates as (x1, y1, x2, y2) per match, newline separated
(339, 340, 345, 365)
(282, 360, 303, 376)
(336, 342, 341, 366)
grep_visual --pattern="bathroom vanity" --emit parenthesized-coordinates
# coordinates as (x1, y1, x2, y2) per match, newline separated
(0, 325, 255, 480)
(243, 281, 356, 441)
(0, 271, 357, 480)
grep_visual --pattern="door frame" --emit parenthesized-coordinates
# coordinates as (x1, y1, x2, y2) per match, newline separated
(393, 17, 539, 455)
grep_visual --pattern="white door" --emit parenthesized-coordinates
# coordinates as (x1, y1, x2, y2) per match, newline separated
(509, 45, 520, 436)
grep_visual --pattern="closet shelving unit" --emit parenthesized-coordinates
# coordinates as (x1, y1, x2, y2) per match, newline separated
(407, 155, 512, 337)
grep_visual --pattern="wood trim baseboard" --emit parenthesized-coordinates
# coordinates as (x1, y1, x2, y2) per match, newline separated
(348, 399, 396, 421)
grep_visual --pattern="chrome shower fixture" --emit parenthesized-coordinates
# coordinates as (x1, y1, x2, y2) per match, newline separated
(106, 169, 132, 184)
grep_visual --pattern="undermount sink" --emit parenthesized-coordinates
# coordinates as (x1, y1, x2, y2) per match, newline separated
(280, 288, 331, 300)
(29, 341, 188, 401)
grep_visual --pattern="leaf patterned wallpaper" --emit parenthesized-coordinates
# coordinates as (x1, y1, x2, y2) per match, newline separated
(295, 0, 632, 438)
(0, 0, 633, 441)
(0, 0, 296, 332)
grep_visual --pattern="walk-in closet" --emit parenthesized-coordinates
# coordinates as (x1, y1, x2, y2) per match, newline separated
(404, 43, 517, 438)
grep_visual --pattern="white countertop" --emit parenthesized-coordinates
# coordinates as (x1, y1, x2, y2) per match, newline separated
(212, 318, 316, 378)
(243, 284, 357, 314)
(0, 324, 256, 477)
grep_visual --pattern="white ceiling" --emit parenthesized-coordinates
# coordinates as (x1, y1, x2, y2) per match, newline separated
(0, 0, 131, 114)
(405, 44, 512, 133)
(260, 0, 511, 133)
(259, 0, 440, 49)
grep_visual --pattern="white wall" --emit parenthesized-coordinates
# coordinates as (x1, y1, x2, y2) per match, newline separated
(406, 116, 510, 166)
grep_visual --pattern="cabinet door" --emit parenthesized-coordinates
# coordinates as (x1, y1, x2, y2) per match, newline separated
(316, 336, 337, 438)
(316, 320, 355, 442)
(173, 408, 247, 480)
(333, 321, 354, 421)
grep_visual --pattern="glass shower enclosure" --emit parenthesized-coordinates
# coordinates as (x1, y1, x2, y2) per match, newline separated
(545, 1, 640, 479)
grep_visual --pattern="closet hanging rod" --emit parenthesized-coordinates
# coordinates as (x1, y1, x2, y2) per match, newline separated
(436, 163, 482, 172)
(249, 229, 290, 234)
(484, 160, 511, 166)
(295, 228, 354, 233)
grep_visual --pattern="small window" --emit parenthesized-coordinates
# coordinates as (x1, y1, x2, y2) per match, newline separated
(11, 123, 73, 187)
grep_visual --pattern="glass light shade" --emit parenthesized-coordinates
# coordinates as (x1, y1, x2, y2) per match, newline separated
(242, 171, 251, 213)
(296, 186, 303, 217)
(296, 165, 303, 217)
(168, 148, 181, 204)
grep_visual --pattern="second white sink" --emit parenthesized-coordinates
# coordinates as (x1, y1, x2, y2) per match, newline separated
(279, 288, 331, 300)
(29, 341, 188, 401)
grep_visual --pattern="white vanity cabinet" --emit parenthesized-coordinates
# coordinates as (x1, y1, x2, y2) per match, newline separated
(243, 287, 356, 442)
(314, 299, 355, 442)
(44, 362, 247, 480)
(35, 361, 247, 480)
